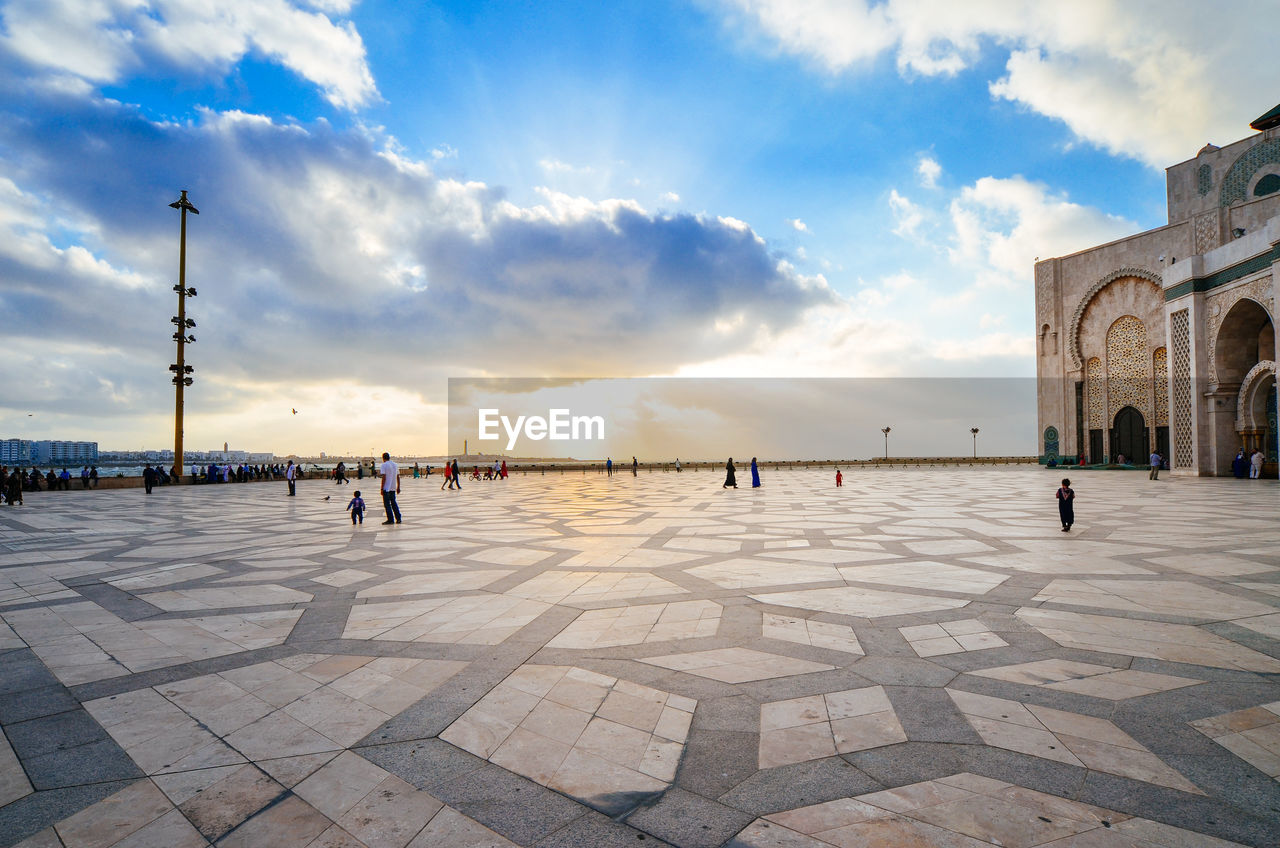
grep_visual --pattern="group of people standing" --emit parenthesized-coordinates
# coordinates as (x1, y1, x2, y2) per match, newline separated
(0, 466, 101, 501)
(1232, 449, 1268, 479)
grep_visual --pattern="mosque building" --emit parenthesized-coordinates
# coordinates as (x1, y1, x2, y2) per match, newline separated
(1036, 104, 1279, 477)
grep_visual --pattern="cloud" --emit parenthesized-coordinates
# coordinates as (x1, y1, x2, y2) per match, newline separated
(888, 189, 923, 238)
(538, 157, 593, 175)
(0, 0, 378, 109)
(0, 88, 834, 450)
(916, 155, 941, 188)
(661, 191, 680, 203)
(947, 175, 1135, 286)
(430, 144, 458, 160)
(787, 217, 809, 233)
(715, 0, 1280, 166)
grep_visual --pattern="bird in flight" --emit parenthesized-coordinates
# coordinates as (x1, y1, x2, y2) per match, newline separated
(291, 408, 298, 415)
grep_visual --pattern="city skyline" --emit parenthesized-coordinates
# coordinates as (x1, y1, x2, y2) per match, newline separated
(1, 1, 1278, 455)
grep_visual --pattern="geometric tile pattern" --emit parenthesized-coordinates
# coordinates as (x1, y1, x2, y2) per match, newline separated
(899, 619, 1007, 657)
(733, 772, 1248, 847)
(637, 647, 834, 682)
(761, 613, 863, 655)
(969, 658, 1202, 699)
(440, 665, 694, 815)
(947, 689, 1202, 793)
(1, 467, 1277, 847)
(1016, 606, 1280, 672)
(546, 600, 721, 648)
(1190, 701, 1280, 781)
(759, 686, 906, 767)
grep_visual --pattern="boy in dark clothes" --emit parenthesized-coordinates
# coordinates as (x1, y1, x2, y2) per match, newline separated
(1056, 478, 1075, 532)
(347, 490, 365, 525)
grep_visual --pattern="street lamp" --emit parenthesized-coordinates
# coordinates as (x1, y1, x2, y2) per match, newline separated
(881, 426, 891, 459)
(168, 190, 199, 482)
(971, 427, 980, 459)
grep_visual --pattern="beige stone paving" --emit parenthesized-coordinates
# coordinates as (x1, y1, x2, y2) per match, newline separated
(637, 647, 834, 682)
(947, 689, 1202, 793)
(343, 594, 552, 644)
(1016, 607, 1280, 673)
(1190, 701, 1280, 780)
(440, 665, 694, 810)
(899, 619, 1008, 657)
(761, 613, 863, 655)
(758, 686, 907, 767)
(968, 658, 1202, 699)
(750, 585, 970, 618)
(546, 600, 721, 648)
(733, 773, 1247, 847)
(1, 467, 1277, 847)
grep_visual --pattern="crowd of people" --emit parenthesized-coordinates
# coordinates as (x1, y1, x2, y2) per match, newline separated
(1, 465, 102, 503)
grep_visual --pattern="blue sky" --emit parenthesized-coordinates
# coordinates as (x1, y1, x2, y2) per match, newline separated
(1, 1, 1276, 455)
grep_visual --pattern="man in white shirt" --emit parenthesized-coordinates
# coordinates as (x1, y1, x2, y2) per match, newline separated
(286, 460, 296, 496)
(1250, 449, 1265, 479)
(379, 452, 402, 524)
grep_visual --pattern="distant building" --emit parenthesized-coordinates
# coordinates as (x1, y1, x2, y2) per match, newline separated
(1036, 104, 1278, 476)
(3, 439, 98, 465)
(0, 438, 33, 465)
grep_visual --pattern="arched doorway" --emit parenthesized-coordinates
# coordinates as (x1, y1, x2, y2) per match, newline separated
(1111, 406, 1146, 463)
(1215, 299, 1274, 389)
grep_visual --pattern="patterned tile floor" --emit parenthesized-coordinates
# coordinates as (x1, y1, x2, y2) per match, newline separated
(0, 466, 1276, 847)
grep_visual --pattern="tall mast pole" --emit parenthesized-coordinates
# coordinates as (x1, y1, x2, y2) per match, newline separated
(169, 190, 199, 481)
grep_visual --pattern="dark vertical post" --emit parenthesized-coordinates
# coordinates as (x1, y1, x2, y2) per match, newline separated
(168, 191, 199, 481)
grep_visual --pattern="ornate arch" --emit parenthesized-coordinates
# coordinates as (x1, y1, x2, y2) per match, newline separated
(1237, 360, 1276, 429)
(1206, 285, 1276, 385)
(1220, 137, 1280, 207)
(1068, 267, 1162, 370)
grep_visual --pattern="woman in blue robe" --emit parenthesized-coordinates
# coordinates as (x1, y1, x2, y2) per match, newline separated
(751, 457, 761, 488)
(1232, 450, 1247, 478)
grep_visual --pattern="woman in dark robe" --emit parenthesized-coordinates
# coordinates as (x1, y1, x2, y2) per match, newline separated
(750, 457, 761, 488)
(1056, 477, 1075, 532)
(724, 458, 737, 488)
(1232, 450, 1247, 478)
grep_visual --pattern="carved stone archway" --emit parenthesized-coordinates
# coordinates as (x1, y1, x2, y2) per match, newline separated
(1237, 360, 1277, 428)
(1068, 268, 1162, 370)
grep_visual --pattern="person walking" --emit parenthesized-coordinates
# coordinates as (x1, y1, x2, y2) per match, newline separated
(380, 452, 402, 524)
(723, 458, 737, 489)
(6, 470, 22, 505)
(347, 490, 365, 525)
(413, 462, 421, 479)
(675, 458, 681, 473)
(143, 464, 157, 495)
(1056, 478, 1075, 532)
(500, 460, 508, 480)
(606, 457, 613, 477)
(1148, 451, 1161, 480)
(286, 460, 297, 496)
(835, 468, 843, 487)
(452, 458, 461, 489)
(441, 461, 452, 490)
(750, 457, 761, 488)
(1250, 449, 1264, 479)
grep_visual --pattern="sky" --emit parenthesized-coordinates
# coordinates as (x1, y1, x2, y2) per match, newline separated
(1, 0, 1277, 457)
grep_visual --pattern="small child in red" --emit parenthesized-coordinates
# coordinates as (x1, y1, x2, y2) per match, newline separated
(347, 491, 365, 525)
(835, 469, 843, 487)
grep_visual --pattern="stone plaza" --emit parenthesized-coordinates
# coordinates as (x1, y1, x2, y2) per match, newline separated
(0, 467, 1277, 847)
